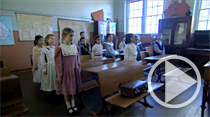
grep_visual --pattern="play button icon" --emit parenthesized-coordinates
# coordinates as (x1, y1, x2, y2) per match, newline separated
(147, 55, 201, 108)
(164, 61, 197, 103)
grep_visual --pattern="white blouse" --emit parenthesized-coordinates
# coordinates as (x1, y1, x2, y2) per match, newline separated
(124, 43, 137, 61)
(119, 41, 126, 49)
(92, 43, 103, 58)
(40, 46, 55, 72)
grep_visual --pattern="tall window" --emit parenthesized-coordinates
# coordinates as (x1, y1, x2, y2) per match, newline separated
(128, 0, 164, 34)
(198, 0, 210, 30)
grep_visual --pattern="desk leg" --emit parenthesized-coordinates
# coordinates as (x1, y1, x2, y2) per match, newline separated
(201, 80, 209, 117)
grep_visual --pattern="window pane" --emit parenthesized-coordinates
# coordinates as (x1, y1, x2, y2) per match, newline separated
(151, 25, 156, 33)
(147, 1, 153, 8)
(137, 18, 142, 26)
(146, 17, 151, 25)
(198, 21, 207, 30)
(129, 19, 133, 26)
(158, 6, 163, 14)
(156, 25, 159, 33)
(158, 0, 164, 6)
(147, 8, 152, 16)
(208, 21, 210, 30)
(151, 16, 157, 25)
(201, 0, 210, 9)
(153, 1, 158, 7)
(157, 15, 162, 24)
(152, 7, 158, 15)
(146, 25, 151, 33)
(137, 25, 142, 33)
(209, 12, 210, 20)
(133, 26, 137, 33)
(133, 18, 138, 26)
(138, 9, 143, 17)
(130, 11, 134, 18)
(199, 9, 209, 21)
(139, 1, 143, 9)
(129, 27, 133, 33)
(130, 2, 134, 10)
(134, 2, 139, 10)
(134, 10, 138, 17)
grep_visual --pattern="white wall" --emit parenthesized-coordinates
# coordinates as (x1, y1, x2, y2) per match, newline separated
(1, 0, 115, 32)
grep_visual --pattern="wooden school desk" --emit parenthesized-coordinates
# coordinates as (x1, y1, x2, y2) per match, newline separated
(201, 60, 210, 117)
(82, 60, 139, 74)
(144, 54, 177, 82)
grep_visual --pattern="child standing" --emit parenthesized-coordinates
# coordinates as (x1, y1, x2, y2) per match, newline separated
(118, 36, 126, 49)
(105, 33, 116, 58)
(80, 37, 91, 55)
(32, 35, 44, 83)
(55, 28, 82, 115)
(40, 34, 57, 92)
(124, 33, 137, 61)
(92, 35, 103, 59)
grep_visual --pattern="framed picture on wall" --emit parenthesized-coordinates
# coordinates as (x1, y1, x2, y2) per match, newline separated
(0, 15, 15, 45)
(16, 13, 53, 41)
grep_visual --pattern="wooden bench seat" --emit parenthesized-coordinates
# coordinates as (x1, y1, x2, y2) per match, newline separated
(105, 82, 164, 108)
(92, 62, 164, 116)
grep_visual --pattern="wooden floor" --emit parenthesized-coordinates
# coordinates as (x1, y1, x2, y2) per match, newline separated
(13, 70, 209, 117)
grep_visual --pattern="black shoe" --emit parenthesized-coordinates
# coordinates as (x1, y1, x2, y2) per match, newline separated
(66, 108, 74, 116)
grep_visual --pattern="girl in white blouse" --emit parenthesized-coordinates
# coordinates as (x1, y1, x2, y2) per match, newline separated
(40, 34, 57, 92)
(32, 35, 44, 83)
(124, 33, 137, 61)
(92, 35, 103, 59)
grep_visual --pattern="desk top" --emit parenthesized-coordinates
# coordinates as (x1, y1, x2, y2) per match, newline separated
(82, 61, 139, 73)
(144, 54, 177, 62)
(0, 74, 18, 81)
(187, 48, 210, 52)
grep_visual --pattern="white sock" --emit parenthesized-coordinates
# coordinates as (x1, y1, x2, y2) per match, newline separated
(65, 102, 73, 113)
(71, 99, 78, 111)
(65, 101, 71, 109)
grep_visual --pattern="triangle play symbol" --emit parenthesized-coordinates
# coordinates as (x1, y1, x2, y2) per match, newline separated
(165, 61, 197, 103)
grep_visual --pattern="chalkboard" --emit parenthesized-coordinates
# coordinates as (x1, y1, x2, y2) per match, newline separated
(58, 18, 90, 44)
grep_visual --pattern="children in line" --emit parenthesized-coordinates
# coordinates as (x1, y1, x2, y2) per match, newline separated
(92, 35, 103, 59)
(80, 37, 91, 55)
(40, 34, 57, 92)
(118, 36, 126, 49)
(55, 28, 82, 115)
(124, 33, 137, 61)
(105, 33, 116, 58)
(153, 33, 165, 56)
(32, 35, 44, 83)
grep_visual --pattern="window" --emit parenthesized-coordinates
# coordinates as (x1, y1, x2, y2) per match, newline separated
(197, 0, 210, 30)
(128, 0, 164, 34)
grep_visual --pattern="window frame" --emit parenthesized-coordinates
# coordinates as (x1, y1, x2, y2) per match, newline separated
(126, 0, 165, 34)
(195, 0, 210, 30)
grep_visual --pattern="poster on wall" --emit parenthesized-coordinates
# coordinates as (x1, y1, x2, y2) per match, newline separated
(58, 18, 90, 44)
(16, 13, 53, 41)
(0, 15, 15, 45)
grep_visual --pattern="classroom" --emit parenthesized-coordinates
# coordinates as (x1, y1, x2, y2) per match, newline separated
(0, 0, 210, 116)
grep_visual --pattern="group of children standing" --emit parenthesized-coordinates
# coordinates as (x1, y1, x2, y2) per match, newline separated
(32, 28, 83, 115)
(32, 29, 165, 115)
